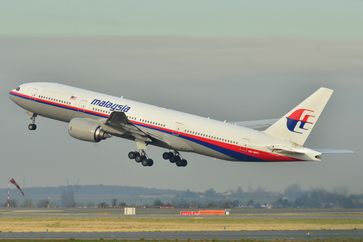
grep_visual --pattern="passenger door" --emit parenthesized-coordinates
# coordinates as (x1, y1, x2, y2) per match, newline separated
(29, 87, 39, 99)
(172, 122, 185, 136)
(240, 138, 249, 153)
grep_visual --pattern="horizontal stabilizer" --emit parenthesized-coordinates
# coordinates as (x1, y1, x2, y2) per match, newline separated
(314, 149, 354, 154)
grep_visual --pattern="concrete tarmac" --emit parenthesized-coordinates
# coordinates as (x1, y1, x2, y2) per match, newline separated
(0, 230, 362, 240)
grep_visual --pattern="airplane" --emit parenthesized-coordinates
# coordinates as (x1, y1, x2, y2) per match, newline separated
(9, 82, 351, 167)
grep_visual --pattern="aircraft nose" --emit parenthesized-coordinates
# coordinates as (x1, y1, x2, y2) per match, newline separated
(9, 87, 18, 102)
(9, 90, 15, 101)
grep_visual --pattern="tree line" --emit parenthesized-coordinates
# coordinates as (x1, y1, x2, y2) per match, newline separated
(3, 184, 363, 209)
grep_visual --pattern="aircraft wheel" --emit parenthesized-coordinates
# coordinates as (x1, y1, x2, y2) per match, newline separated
(135, 154, 143, 163)
(169, 155, 176, 163)
(175, 156, 181, 162)
(162, 152, 170, 160)
(128, 151, 137, 159)
(28, 124, 37, 130)
(171, 155, 181, 163)
(180, 159, 187, 167)
(141, 158, 149, 167)
(147, 159, 154, 166)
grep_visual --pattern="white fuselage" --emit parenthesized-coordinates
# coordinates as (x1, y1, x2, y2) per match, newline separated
(9, 82, 319, 162)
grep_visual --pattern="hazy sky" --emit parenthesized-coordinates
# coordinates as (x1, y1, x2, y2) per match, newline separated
(1, 0, 362, 193)
(1, 0, 363, 40)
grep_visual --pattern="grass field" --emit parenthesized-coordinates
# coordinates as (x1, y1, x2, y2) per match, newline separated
(0, 216, 362, 232)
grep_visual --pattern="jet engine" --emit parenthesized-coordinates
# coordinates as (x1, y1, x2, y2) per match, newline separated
(68, 118, 110, 142)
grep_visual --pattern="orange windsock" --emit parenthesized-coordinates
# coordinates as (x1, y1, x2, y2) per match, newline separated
(9, 178, 24, 196)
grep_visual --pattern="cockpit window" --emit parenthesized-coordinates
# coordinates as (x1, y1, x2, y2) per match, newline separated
(15, 87, 20, 91)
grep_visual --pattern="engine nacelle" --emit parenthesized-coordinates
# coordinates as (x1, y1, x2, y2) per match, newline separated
(68, 118, 110, 142)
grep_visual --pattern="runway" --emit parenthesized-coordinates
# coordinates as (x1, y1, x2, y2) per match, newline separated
(0, 230, 362, 240)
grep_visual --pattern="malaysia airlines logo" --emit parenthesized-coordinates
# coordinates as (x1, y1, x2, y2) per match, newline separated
(91, 99, 131, 112)
(286, 109, 315, 134)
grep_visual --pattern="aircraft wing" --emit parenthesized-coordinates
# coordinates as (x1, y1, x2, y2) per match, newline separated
(232, 118, 278, 130)
(106, 111, 129, 127)
(102, 111, 152, 142)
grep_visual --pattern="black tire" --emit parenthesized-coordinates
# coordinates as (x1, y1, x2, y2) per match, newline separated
(141, 158, 149, 167)
(28, 124, 36, 130)
(171, 155, 181, 163)
(176, 160, 182, 167)
(147, 159, 154, 166)
(170, 154, 180, 163)
(180, 159, 187, 167)
(135, 154, 143, 163)
(162, 152, 170, 160)
(128, 151, 136, 159)
(169, 155, 176, 163)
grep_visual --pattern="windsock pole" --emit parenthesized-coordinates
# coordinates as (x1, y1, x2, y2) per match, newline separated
(7, 180, 10, 208)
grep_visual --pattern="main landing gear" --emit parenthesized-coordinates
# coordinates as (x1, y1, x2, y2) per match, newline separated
(28, 113, 37, 130)
(128, 151, 154, 167)
(127, 150, 188, 167)
(128, 139, 187, 167)
(162, 151, 188, 167)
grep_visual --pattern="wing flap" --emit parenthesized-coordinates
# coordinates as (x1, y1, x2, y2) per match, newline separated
(103, 111, 151, 142)
(106, 111, 129, 127)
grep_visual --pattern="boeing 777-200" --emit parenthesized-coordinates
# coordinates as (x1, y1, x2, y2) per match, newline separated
(9, 83, 351, 167)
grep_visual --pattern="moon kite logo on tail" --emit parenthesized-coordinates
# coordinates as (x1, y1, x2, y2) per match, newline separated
(286, 109, 315, 134)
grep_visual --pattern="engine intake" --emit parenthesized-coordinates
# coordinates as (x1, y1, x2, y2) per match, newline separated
(68, 118, 110, 142)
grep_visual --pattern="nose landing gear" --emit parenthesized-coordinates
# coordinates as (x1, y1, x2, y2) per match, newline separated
(28, 113, 38, 130)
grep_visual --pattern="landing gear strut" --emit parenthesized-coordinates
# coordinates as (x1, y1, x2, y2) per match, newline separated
(162, 151, 187, 167)
(128, 151, 153, 167)
(28, 113, 37, 130)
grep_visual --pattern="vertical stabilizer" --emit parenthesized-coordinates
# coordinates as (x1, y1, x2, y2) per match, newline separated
(264, 87, 333, 146)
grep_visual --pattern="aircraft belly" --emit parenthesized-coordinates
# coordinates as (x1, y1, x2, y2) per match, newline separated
(186, 139, 236, 160)
(138, 125, 236, 160)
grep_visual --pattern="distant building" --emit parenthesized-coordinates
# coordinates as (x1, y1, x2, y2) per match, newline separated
(124, 207, 136, 215)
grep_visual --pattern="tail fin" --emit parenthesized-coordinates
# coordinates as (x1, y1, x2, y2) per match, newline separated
(264, 87, 333, 146)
